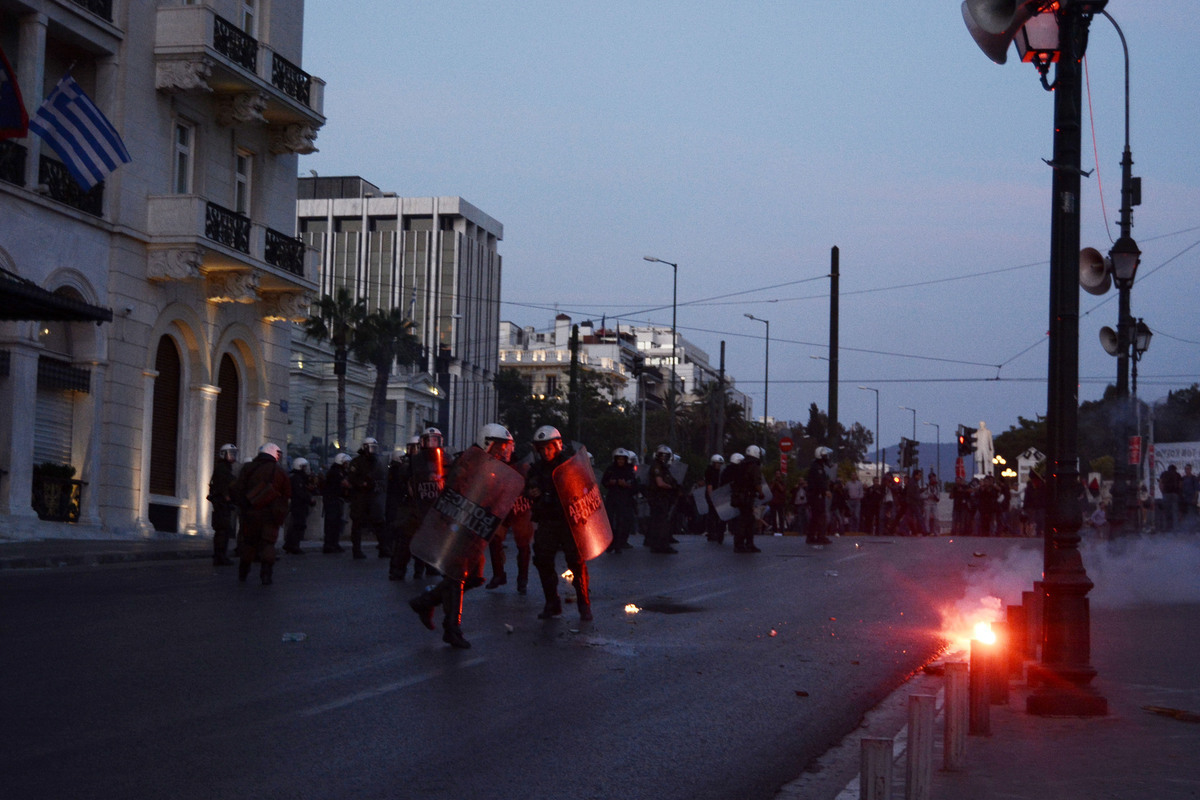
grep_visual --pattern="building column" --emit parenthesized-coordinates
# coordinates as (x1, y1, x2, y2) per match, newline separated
(0, 340, 40, 519)
(17, 13, 47, 189)
(74, 362, 106, 527)
(247, 399, 270, 453)
(136, 369, 158, 536)
(190, 383, 219, 534)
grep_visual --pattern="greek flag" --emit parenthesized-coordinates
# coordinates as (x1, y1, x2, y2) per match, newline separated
(29, 74, 130, 190)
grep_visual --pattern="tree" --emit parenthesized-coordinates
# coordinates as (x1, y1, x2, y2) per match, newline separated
(302, 289, 366, 454)
(351, 307, 423, 442)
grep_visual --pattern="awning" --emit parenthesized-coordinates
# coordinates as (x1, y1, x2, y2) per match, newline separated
(0, 267, 113, 323)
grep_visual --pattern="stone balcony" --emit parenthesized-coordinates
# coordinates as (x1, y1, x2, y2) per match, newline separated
(145, 195, 318, 321)
(153, 5, 325, 153)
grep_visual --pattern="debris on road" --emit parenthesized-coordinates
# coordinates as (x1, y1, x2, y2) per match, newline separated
(281, 632, 307, 642)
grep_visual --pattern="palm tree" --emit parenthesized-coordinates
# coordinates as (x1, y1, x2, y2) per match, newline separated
(352, 307, 424, 442)
(302, 288, 366, 454)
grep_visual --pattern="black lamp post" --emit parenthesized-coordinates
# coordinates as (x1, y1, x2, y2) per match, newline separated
(962, 0, 1108, 716)
(644, 256, 678, 450)
(745, 313, 769, 447)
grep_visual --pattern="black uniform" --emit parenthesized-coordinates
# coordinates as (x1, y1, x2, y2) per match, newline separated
(283, 469, 315, 553)
(346, 449, 386, 558)
(645, 457, 680, 553)
(207, 460, 236, 565)
(601, 459, 638, 552)
(389, 448, 444, 580)
(321, 461, 347, 553)
(730, 456, 763, 552)
(806, 459, 832, 544)
(526, 444, 591, 620)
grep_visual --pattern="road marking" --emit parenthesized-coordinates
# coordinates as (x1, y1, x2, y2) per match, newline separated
(298, 656, 487, 716)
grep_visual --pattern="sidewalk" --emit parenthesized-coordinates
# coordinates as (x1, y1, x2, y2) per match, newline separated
(0, 535, 212, 570)
(782, 602, 1200, 799)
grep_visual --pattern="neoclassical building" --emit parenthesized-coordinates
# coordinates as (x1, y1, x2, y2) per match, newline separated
(0, 0, 323, 538)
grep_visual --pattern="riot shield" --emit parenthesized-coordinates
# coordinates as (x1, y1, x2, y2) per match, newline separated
(410, 445, 526, 575)
(756, 481, 773, 508)
(551, 446, 613, 561)
(691, 485, 709, 516)
(708, 483, 740, 521)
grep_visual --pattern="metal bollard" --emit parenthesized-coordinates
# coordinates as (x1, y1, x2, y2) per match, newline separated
(861, 737, 894, 800)
(969, 639, 991, 735)
(989, 621, 1009, 705)
(943, 662, 968, 771)
(906, 694, 935, 800)
(1006, 604, 1027, 681)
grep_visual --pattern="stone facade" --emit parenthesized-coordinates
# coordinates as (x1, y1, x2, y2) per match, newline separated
(0, 0, 324, 538)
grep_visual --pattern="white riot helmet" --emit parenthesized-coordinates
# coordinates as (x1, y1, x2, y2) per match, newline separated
(745, 444, 763, 461)
(477, 422, 514, 449)
(258, 443, 282, 462)
(390, 447, 406, 463)
(291, 457, 309, 473)
(333, 452, 352, 466)
(814, 446, 833, 460)
(218, 443, 238, 462)
(613, 447, 631, 461)
(710, 454, 725, 464)
(420, 427, 443, 449)
(730, 453, 745, 465)
(654, 444, 672, 461)
(532, 425, 561, 444)
(360, 437, 379, 455)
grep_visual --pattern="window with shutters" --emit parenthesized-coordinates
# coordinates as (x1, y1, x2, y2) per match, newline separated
(149, 336, 181, 496)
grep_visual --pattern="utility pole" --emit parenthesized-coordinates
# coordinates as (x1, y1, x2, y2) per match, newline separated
(828, 245, 840, 460)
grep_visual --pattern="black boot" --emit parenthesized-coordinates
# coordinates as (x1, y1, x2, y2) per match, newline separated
(486, 571, 507, 590)
(536, 563, 562, 619)
(238, 560, 251, 583)
(409, 585, 441, 630)
(213, 543, 233, 566)
(441, 582, 470, 649)
(260, 562, 273, 586)
(571, 562, 592, 621)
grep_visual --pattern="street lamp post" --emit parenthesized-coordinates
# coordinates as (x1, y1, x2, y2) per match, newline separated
(859, 386, 881, 534)
(644, 256, 678, 450)
(900, 406, 916, 473)
(962, 0, 1108, 716)
(745, 314, 769, 447)
(923, 421, 940, 481)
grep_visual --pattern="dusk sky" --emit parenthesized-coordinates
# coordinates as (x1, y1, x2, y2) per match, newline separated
(299, 2, 1199, 455)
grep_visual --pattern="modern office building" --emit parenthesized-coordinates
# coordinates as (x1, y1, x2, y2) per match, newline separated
(295, 177, 503, 453)
(0, 0, 324, 538)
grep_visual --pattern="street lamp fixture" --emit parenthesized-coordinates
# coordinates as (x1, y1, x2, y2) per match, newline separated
(745, 314, 769, 445)
(1109, 235, 1141, 286)
(644, 256, 678, 449)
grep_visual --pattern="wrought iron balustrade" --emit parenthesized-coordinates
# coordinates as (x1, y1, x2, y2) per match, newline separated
(213, 15, 258, 73)
(265, 227, 305, 275)
(205, 201, 251, 253)
(39, 156, 103, 216)
(69, 0, 112, 22)
(0, 139, 26, 186)
(271, 53, 311, 106)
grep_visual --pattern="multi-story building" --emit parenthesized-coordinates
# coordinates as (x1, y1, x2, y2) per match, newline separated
(498, 314, 750, 413)
(0, 0, 324, 538)
(295, 176, 502, 453)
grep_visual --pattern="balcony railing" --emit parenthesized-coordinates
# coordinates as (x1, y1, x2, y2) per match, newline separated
(0, 140, 26, 186)
(271, 53, 311, 106)
(213, 15, 257, 73)
(265, 228, 306, 276)
(70, 0, 112, 23)
(205, 201, 250, 254)
(39, 156, 103, 217)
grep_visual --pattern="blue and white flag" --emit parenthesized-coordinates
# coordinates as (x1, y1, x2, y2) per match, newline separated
(29, 74, 130, 190)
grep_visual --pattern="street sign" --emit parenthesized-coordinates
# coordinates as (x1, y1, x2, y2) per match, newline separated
(1128, 435, 1141, 465)
(779, 436, 794, 452)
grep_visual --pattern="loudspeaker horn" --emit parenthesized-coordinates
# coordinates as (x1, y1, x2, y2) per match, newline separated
(961, 0, 1045, 64)
(1079, 246, 1111, 295)
(1099, 326, 1120, 357)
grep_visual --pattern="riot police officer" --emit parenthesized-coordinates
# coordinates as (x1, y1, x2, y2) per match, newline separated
(645, 444, 681, 554)
(525, 426, 592, 621)
(390, 427, 446, 581)
(321, 453, 351, 553)
(601, 448, 638, 553)
(207, 443, 238, 565)
(283, 457, 316, 554)
(230, 443, 291, 585)
(408, 424, 518, 648)
(347, 437, 386, 559)
(731, 445, 765, 552)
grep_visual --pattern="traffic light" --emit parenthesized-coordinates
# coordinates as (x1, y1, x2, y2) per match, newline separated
(909, 440, 919, 468)
(957, 426, 977, 457)
(631, 355, 644, 377)
(899, 437, 913, 468)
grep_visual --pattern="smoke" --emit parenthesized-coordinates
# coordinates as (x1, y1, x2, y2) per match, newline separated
(937, 534, 1200, 653)
(1083, 534, 1200, 608)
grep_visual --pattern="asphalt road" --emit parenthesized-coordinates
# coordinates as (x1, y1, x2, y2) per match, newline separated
(0, 534, 1020, 800)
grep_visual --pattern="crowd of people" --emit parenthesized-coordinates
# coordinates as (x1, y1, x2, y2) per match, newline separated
(207, 429, 1200, 647)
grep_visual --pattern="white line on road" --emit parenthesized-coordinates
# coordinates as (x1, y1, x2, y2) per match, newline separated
(298, 656, 487, 716)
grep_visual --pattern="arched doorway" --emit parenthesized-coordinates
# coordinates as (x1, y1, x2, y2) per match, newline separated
(214, 353, 240, 455)
(148, 336, 181, 531)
